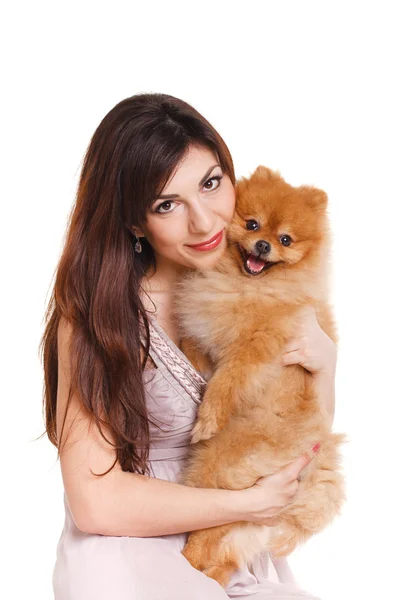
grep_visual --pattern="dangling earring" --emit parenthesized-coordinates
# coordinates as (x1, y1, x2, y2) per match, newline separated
(133, 230, 142, 253)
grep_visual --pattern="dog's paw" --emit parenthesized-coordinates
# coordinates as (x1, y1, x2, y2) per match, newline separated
(190, 417, 219, 443)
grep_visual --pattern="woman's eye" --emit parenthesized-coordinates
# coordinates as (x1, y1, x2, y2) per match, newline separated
(154, 175, 223, 214)
(154, 201, 175, 214)
(280, 234, 292, 246)
(203, 174, 223, 191)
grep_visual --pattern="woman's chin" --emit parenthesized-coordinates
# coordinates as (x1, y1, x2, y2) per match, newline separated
(184, 243, 227, 270)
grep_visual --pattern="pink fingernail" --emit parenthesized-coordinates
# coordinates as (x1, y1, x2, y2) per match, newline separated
(311, 442, 321, 454)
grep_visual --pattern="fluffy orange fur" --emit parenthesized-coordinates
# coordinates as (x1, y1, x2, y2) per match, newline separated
(173, 166, 346, 589)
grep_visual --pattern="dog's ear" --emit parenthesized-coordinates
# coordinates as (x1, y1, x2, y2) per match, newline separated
(310, 188, 328, 208)
(253, 165, 273, 179)
(299, 186, 328, 209)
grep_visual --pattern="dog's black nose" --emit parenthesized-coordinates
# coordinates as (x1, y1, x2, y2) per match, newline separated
(255, 240, 271, 254)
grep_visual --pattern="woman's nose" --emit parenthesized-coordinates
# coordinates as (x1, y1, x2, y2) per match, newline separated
(188, 200, 215, 234)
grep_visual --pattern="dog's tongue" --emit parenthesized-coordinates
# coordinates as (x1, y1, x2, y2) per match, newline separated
(247, 254, 266, 273)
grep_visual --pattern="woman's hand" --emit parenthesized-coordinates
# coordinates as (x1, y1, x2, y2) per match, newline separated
(281, 306, 336, 426)
(281, 306, 337, 376)
(242, 444, 320, 526)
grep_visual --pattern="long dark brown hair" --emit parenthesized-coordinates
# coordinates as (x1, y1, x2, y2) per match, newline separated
(40, 92, 236, 475)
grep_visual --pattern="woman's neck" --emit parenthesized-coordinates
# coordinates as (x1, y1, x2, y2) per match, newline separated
(142, 255, 189, 296)
(140, 257, 190, 343)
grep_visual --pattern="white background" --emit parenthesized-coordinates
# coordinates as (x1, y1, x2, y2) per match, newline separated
(2, 2, 399, 599)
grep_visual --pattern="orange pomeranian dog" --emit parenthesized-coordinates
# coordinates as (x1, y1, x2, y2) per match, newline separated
(172, 165, 346, 588)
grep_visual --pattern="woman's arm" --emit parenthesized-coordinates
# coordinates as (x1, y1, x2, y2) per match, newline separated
(61, 428, 250, 537)
(59, 394, 250, 537)
(57, 319, 251, 537)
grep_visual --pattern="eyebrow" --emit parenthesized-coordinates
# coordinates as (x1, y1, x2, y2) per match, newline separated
(156, 164, 221, 200)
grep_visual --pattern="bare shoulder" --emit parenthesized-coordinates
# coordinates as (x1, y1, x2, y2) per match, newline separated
(56, 317, 116, 458)
(56, 317, 91, 447)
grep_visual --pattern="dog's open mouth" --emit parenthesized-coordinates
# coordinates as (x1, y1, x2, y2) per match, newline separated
(238, 244, 278, 276)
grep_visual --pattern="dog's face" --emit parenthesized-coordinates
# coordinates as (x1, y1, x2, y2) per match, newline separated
(227, 166, 328, 277)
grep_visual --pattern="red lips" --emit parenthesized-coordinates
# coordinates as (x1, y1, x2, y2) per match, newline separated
(186, 229, 224, 251)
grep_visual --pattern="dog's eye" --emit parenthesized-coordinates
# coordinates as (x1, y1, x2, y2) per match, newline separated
(245, 220, 259, 231)
(280, 235, 292, 246)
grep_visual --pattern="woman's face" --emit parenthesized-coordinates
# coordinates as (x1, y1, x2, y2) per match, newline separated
(134, 144, 236, 272)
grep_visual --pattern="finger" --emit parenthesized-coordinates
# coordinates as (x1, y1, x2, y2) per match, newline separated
(280, 488, 298, 507)
(263, 516, 280, 526)
(288, 480, 299, 495)
(285, 480, 299, 501)
(282, 340, 301, 353)
(281, 445, 320, 480)
(282, 349, 303, 366)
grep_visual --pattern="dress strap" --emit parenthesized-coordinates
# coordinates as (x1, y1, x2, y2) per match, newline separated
(139, 313, 207, 405)
(140, 337, 166, 372)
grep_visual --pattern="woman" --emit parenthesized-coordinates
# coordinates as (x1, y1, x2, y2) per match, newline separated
(41, 92, 336, 599)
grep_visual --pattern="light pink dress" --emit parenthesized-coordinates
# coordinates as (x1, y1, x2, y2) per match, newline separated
(52, 314, 322, 599)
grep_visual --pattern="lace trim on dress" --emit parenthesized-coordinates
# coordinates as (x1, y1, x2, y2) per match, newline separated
(140, 314, 208, 406)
